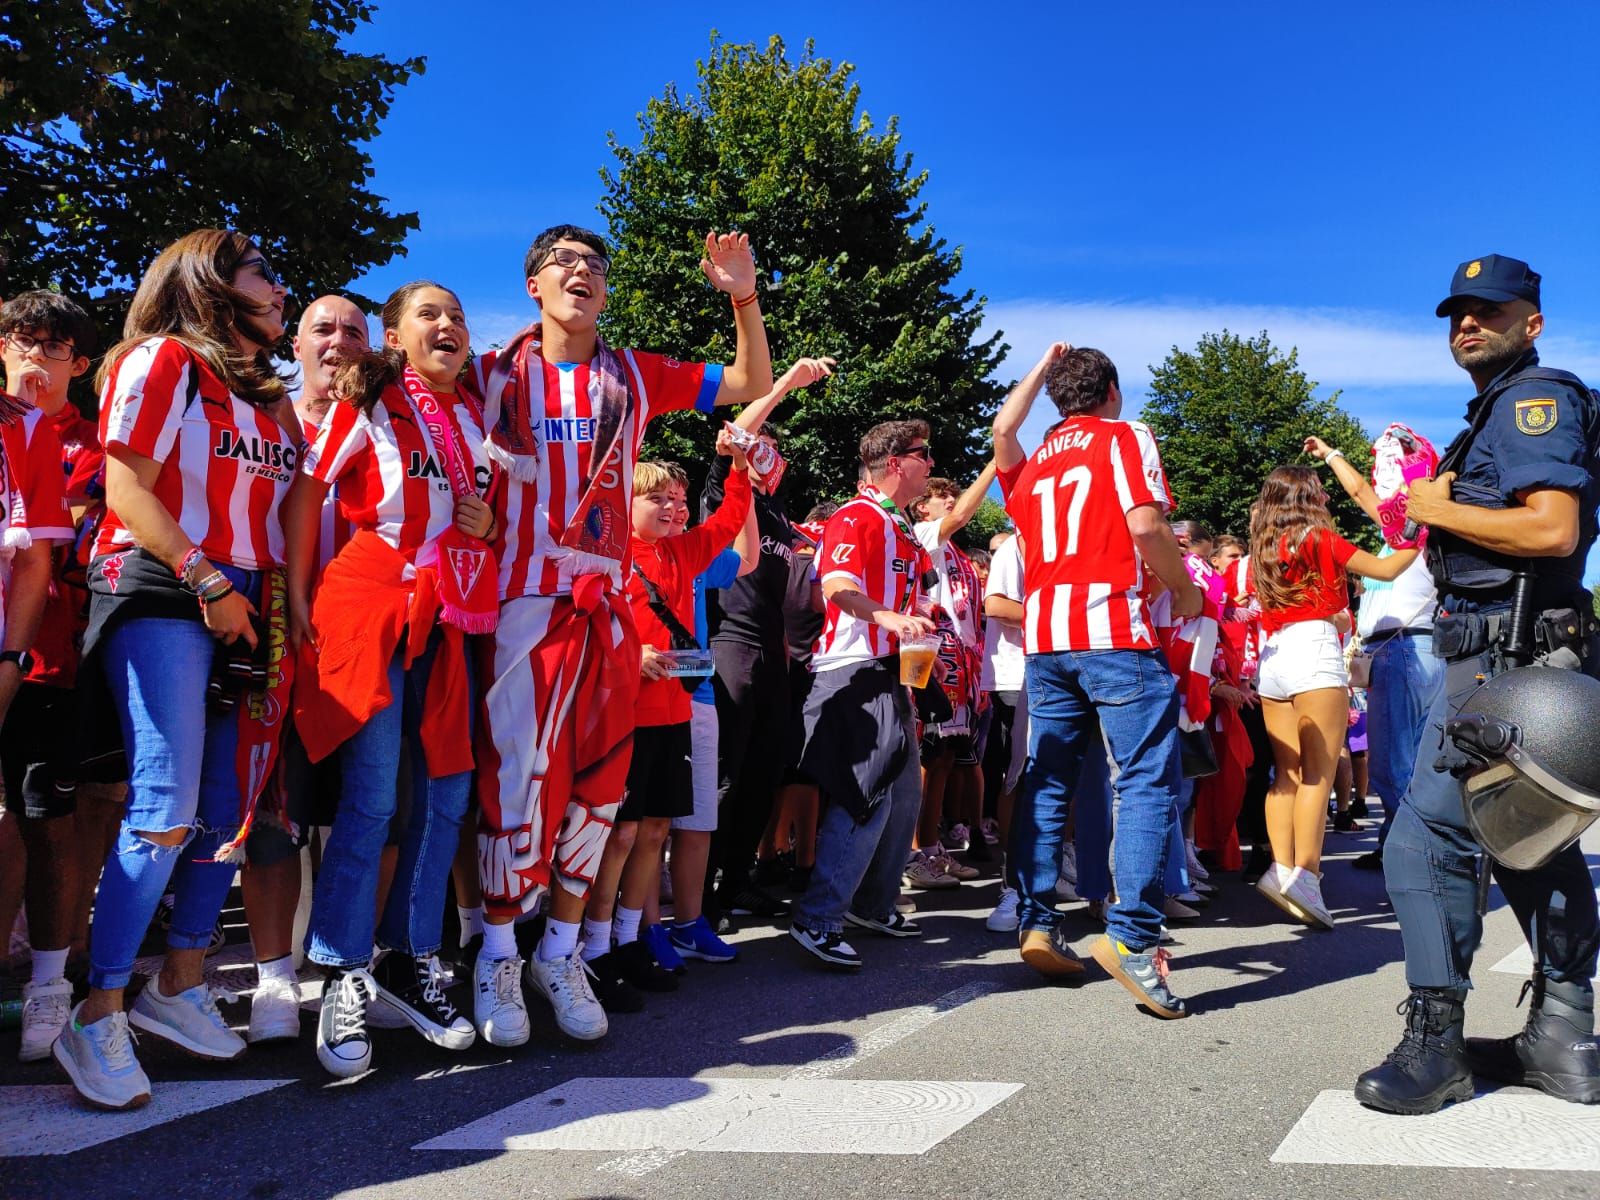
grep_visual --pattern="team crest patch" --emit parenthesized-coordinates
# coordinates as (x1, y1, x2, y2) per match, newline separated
(1465, 260, 1482, 279)
(1514, 398, 1558, 436)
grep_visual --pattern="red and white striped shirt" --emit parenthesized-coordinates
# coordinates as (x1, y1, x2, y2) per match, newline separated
(96, 338, 297, 569)
(813, 490, 931, 671)
(301, 383, 491, 559)
(473, 346, 720, 598)
(1000, 416, 1171, 654)
(297, 411, 355, 573)
(0, 400, 73, 651)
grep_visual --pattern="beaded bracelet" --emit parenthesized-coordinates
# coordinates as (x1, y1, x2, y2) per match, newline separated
(198, 583, 235, 606)
(731, 290, 759, 310)
(177, 547, 205, 588)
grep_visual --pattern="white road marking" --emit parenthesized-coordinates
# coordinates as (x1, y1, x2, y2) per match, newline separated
(1487, 886, 1600, 980)
(1272, 1088, 1600, 1171)
(0, 1080, 293, 1158)
(416, 1077, 1022, 1157)
(784, 981, 995, 1080)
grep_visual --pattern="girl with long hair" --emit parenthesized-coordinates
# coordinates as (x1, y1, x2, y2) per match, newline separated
(284, 281, 496, 1078)
(54, 230, 298, 1110)
(1249, 465, 1416, 929)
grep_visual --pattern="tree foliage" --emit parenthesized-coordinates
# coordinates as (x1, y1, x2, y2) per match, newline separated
(1, 1, 421, 374)
(959, 496, 1011, 554)
(598, 35, 1007, 510)
(1141, 330, 1375, 546)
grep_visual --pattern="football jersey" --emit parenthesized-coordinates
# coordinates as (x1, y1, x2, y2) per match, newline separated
(472, 345, 721, 598)
(1000, 416, 1171, 654)
(301, 382, 491, 559)
(27, 404, 101, 688)
(298, 410, 355, 573)
(96, 338, 297, 569)
(813, 490, 931, 671)
(0, 402, 72, 651)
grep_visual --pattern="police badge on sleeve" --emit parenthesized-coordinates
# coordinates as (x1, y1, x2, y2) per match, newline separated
(1514, 397, 1558, 436)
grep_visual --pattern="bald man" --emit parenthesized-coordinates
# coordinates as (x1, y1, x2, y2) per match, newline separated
(239, 294, 372, 1045)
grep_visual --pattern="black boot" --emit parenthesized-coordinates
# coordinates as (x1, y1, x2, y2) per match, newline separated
(1354, 988, 1474, 1115)
(1466, 976, 1600, 1104)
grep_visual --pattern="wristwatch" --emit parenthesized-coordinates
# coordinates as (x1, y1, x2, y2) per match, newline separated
(0, 650, 34, 674)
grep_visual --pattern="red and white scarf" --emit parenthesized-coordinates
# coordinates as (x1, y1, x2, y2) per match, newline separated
(400, 366, 498, 633)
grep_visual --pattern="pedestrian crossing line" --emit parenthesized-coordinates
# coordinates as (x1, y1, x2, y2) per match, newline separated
(1271, 1088, 1600, 1171)
(1487, 886, 1600, 981)
(0, 1080, 294, 1158)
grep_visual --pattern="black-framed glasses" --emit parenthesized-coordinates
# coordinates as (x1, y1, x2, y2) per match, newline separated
(536, 246, 611, 278)
(233, 256, 282, 288)
(3, 331, 78, 362)
(898, 445, 933, 463)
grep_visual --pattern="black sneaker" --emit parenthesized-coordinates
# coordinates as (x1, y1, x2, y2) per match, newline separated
(1353, 850, 1385, 871)
(612, 939, 679, 993)
(752, 852, 794, 890)
(789, 922, 862, 968)
(1349, 798, 1370, 819)
(1332, 811, 1362, 833)
(786, 864, 814, 894)
(844, 909, 923, 938)
(726, 887, 791, 919)
(372, 953, 476, 1050)
(584, 952, 646, 1013)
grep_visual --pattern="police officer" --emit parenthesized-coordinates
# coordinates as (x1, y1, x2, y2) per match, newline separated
(1355, 255, 1600, 1114)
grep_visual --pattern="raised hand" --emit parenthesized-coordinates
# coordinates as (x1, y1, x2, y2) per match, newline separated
(778, 356, 836, 392)
(700, 231, 757, 297)
(1039, 341, 1071, 370)
(1303, 435, 1335, 461)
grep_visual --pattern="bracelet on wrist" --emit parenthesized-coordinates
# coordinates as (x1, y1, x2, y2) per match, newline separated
(1324, 449, 1346, 465)
(191, 569, 227, 597)
(199, 583, 235, 606)
(177, 547, 205, 587)
(731, 290, 759, 310)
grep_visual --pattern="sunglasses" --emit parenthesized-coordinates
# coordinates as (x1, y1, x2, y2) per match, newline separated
(234, 256, 282, 288)
(536, 246, 611, 278)
(898, 445, 933, 463)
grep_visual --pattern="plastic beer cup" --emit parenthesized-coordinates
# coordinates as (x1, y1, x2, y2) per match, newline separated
(898, 633, 939, 688)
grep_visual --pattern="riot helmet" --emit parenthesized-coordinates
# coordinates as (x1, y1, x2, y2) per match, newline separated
(1446, 665, 1600, 870)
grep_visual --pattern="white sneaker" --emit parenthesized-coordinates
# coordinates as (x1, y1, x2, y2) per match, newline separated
(1054, 874, 1081, 902)
(1059, 842, 1079, 886)
(1283, 867, 1335, 929)
(129, 976, 246, 1061)
(1184, 839, 1210, 882)
(1163, 896, 1201, 921)
(247, 973, 301, 1043)
(474, 954, 530, 1047)
(526, 953, 607, 1041)
(986, 887, 1020, 932)
(1173, 888, 1208, 907)
(317, 968, 376, 1078)
(1257, 862, 1306, 922)
(903, 852, 959, 890)
(52, 1003, 151, 1110)
(946, 822, 972, 852)
(19, 976, 73, 1062)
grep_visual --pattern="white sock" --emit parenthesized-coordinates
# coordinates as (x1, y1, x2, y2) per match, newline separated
(613, 905, 643, 946)
(255, 954, 295, 985)
(580, 918, 612, 962)
(31, 946, 68, 984)
(481, 919, 518, 963)
(458, 905, 484, 946)
(538, 917, 580, 964)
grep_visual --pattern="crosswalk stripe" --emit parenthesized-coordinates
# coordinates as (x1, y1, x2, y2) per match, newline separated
(0, 1080, 294, 1158)
(1488, 886, 1600, 980)
(1272, 1088, 1600, 1171)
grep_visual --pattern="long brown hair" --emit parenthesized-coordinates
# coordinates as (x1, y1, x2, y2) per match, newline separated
(1249, 465, 1336, 611)
(330, 280, 463, 415)
(97, 229, 288, 408)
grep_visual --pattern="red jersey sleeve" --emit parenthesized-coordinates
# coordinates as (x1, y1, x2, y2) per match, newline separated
(676, 466, 751, 579)
(997, 460, 1025, 503)
(627, 349, 723, 423)
(301, 402, 371, 487)
(100, 338, 190, 464)
(1108, 422, 1171, 513)
(13, 415, 72, 543)
(818, 507, 871, 590)
(1311, 528, 1360, 574)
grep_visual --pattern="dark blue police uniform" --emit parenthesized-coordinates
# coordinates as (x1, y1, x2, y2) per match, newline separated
(1384, 258, 1600, 994)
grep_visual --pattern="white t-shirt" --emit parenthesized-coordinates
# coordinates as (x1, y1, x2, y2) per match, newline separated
(915, 518, 982, 647)
(1356, 551, 1437, 640)
(981, 535, 1026, 693)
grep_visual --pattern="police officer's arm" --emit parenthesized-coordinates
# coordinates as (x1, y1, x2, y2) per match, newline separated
(1404, 479, 1579, 558)
(994, 343, 1067, 471)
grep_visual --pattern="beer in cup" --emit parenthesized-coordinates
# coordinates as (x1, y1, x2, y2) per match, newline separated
(898, 632, 939, 688)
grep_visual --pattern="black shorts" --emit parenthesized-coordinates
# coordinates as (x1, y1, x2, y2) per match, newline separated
(246, 728, 341, 867)
(0, 683, 79, 819)
(619, 722, 694, 822)
(921, 730, 974, 762)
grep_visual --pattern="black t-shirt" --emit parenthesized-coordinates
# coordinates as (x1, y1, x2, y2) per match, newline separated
(702, 455, 795, 651)
(783, 545, 825, 667)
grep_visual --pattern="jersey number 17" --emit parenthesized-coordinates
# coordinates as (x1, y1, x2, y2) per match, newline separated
(1031, 466, 1092, 563)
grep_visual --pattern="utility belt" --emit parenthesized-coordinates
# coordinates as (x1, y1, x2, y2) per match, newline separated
(1432, 605, 1600, 669)
(1360, 624, 1433, 649)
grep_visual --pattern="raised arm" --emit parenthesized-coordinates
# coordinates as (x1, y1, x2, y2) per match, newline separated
(1304, 436, 1380, 525)
(938, 460, 999, 544)
(700, 231, 774, 406)
(994, 343, 1067, 471)
(729, 357, 835, 433)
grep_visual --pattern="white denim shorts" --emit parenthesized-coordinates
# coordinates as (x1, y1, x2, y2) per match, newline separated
(1257, 618, 1348, 701)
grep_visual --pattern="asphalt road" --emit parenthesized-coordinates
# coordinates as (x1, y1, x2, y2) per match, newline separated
(5, 809, 1598, 1200)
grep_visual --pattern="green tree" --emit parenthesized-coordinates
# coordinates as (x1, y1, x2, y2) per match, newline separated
(1142, 330, 1375, 546)
(598, 35, 1007, 510)
(2, 1, 421, 377)
(958, 496, 1011, 554)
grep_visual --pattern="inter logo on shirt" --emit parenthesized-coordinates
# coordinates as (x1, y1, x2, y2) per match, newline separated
(543, 417, 597, 442)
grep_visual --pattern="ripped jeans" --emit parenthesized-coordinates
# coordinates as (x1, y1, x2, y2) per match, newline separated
(87, 567, 260, 991)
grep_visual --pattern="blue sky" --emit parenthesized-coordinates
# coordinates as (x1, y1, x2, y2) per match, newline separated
(344, 2, 1600, 504)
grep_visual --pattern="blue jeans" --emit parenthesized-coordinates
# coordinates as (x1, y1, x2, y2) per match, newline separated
(1071, 726, 1114, 903)
(1366, 632, 1444, 848)
(795, 688, 922, 935)
(1014, 649, 1181, 951)
(307, 631, 473, 968)
(87, 567, 260, 990)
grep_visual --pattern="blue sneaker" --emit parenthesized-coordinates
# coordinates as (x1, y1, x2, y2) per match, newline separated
(642, 922, 687, 974)
(669, 915, 739, 963)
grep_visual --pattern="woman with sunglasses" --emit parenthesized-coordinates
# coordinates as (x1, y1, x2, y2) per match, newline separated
(54, 230, 298, 1110)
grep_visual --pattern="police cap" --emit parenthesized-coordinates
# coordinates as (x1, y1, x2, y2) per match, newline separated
(1436, 254, 1542, 317)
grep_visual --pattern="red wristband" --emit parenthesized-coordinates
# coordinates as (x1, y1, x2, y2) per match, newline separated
(731, 290, 759, 310)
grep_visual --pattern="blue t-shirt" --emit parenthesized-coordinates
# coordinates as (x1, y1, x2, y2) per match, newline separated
(693, 550, 743, 704)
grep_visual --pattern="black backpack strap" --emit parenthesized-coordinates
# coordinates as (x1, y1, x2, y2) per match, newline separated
(631, 562, 699, 651)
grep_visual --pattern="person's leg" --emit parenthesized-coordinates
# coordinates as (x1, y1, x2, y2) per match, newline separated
(71, 781, 126, 955)
(1011, 653, 1090, 933)
(795, 793, 894, 936)
(585, 822, 638, 926)
(1287, 688, 1347, 874)
(242, 853, 299, 962)
(850, 703, 924, 923)
(618, 818, 671, 921)
(706, 640, 762, 906)
(1334, 747, 1354, 816)
(7, 685, 82, 977)
(729, 648, 792, 892)
(1352, 751, 1369, 808)
(1072, 728, 1113, 902)
(916, 745, 953, 849)
(450, 815, 482, 950)
(1259, 698, 1301, 867)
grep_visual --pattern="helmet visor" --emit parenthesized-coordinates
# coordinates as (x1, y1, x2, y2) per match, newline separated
(1461, 761, 1600, 871)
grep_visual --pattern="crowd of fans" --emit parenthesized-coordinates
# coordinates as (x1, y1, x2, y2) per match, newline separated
(0, 224, 1440, 1111)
